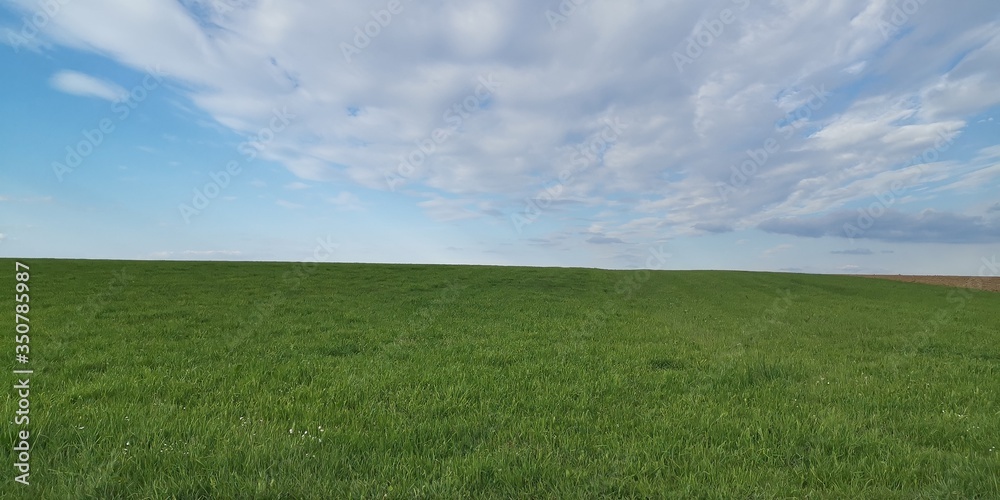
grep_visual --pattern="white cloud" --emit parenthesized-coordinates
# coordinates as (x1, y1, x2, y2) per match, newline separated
(763, 244, 793, 256)
(0, 196, 53, 204)
(417, 197, 487, 222)
(930, 163, 1000, 193)
(0, 233, 6, 242)
(918, 29, 1000, 121)
(284, 182, 311, 190)
(49, 70, 127, 102)
(327, 191, 364, 211)
(276, 199, 304, 210)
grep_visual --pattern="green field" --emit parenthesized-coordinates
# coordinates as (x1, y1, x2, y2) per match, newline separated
(3, 258, 999, 498)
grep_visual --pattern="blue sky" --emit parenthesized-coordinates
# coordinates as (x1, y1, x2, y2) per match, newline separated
(1, 0, 998, 274)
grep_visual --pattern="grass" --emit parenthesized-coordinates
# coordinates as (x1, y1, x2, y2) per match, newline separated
(2, 258, 999, 498)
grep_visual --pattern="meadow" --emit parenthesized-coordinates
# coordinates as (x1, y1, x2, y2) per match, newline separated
(2, 258, 999, 498)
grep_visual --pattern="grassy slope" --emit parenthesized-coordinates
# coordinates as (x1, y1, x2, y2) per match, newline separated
(2, 258, 999, 498)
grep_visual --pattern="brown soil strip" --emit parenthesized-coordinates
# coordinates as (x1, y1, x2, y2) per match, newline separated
(859, 275, 1000, 293)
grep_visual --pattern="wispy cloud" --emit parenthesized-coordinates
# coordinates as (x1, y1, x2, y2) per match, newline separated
(49, 70, 126, 102)
(587, 236, 625, 245)
(692, 222, 734, 234)
(417, 197, 494, 222)
(759, 210, 1000, 243)
(831, 248, 874, 255)
(327, 191, 364, 211)
(276, 199, 304, 210)
(763, 244, 793, 256)
(0, 195, 52, 203)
